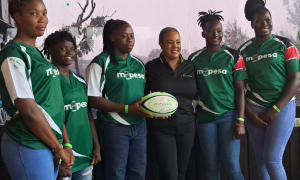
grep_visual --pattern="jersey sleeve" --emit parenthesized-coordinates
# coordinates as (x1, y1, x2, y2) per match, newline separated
(284, 40, 300, 75)
(233, 52, 248, 82)
(1, 55, 34, 103)
(86, 59, 105, 97)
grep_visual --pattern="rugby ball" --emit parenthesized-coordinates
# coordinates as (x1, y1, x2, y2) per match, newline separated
(139, 92, 178, 118)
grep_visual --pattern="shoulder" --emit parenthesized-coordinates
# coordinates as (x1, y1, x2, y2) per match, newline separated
(145, 57, 160, 68)
(273, 35, 294, 49)
(71, 71, 86, 84)
(0, 43, 25, 59)
(130, 54, 145, 67)
(238, 39, 253, 52)
(88, 51, 109, 67)
(224, 46, 240, 58)
(188, 48, 205, 61)
(0, 43, 29, 66)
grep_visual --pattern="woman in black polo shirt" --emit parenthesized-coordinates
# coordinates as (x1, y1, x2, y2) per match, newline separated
(145, 27, 197, 180)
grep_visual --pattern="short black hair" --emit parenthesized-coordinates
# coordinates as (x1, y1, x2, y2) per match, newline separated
(103, 19, 130, 66)
(244, 0, 271, 22)
(197, 10, 224, 29)
(42, 31, 77, 59)
(9, 0, 37, 19)
(159, 27, 179, 43)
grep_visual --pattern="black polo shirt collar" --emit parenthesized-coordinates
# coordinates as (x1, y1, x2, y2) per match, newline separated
(159, 53, 184, 64)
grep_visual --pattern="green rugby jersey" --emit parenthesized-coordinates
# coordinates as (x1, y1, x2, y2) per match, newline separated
(60, 71, 93, 173)
(188, 46, 248, 124)
(239, 35, 300, 107)
(86, 51, 145, 125)
(0, 40, 64, 149)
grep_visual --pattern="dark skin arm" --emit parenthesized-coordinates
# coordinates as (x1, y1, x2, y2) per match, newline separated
(88, 114, 101, 165)
(88, 97, 152, 118)
(62, 125, 75, 169)
(260, 71, 300, 124)
(14, 98, 71, 166)
(233, 81, 246, 139)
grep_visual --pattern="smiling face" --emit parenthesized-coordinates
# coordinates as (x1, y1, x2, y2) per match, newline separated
(13, 0, 48, 38)
(252, 10, 273, 38)
(159, 31, 181, 61)
(110, 24, 135, 54)
(202, 20, 223, 47)
(49, 40, 76, 67)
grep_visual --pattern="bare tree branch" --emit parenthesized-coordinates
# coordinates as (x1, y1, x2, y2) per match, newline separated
(78, 2, 84, 10)
(81, 0, 96, 23)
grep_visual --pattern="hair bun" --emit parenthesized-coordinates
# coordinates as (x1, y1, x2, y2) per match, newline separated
(244, 0, 267, 21)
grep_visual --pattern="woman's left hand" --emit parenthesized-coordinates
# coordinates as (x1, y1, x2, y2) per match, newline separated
(259, 108, 278, 125)
(234, 125, 246, 139)
(91, 147, 101, 165)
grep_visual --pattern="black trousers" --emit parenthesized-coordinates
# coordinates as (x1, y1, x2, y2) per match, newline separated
(148, 121, 196, 180)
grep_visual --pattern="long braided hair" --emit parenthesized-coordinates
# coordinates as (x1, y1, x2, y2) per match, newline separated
(197, 10, 224, 29)
(42, 31, 77, 59)
(244, 0, 271, 22)
(103, 19, 130, 66)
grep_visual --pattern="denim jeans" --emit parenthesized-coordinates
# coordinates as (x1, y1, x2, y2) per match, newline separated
(99, 121, 147, 180)
(61, 166, 93, 180)
(197, 109, 244, 180)
(245, 100, 295, 180)
(1, 133, 59, 180)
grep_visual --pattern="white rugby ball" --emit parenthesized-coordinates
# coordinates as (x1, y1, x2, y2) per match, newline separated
(140, 92, 178, 118)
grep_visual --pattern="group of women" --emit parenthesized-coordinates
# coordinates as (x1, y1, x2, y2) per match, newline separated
(0, 0, 299, 180)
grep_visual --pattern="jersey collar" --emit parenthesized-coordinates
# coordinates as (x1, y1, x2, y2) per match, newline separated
(251, 34, 275, 48)
(159, 53, 184, 63)
(203, 45, 227, 57)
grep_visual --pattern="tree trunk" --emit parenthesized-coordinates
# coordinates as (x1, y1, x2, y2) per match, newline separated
(75, 56, 80, 75)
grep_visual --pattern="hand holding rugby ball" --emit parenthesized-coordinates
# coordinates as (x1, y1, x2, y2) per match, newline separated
(139, 92, 178, 118)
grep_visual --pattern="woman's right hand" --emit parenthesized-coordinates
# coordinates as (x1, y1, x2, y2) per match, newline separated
(129, 98, 153, 118)
(54, 148, 72, 167)
(247, 111, 268, 128)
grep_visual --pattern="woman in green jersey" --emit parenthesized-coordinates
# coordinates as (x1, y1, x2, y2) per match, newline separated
(86, 19, 152, 180)
(239, 0, 300, 179)
(0, 0, 73, 179)
(43, 31, 101, 180)
(188, 11, 247, 180)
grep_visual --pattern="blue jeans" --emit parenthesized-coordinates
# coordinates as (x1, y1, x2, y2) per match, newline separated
(1, 133, 59, 180)
(245, 100, 295, 180)
(61, 166, 93, 180)
(99, 121, 147, 180)
(197, 110, 244, 180)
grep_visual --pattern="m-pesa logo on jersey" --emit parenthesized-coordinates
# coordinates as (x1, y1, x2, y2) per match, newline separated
(46, 68, 60, 77)
(64, 101, 87, 112)
(117, 71, 144, 80)
(245, 53, 277, 62)
(197, 68, 227, 76)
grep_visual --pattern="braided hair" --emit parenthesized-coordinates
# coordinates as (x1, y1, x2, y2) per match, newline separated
(159, 27, 179, 43)
(103, 19, 130, 66)
(42, 31, 76, 59)
(9, 0, 37, 19)
(244, 0, 271, 22)
(197, 10, 224, 29)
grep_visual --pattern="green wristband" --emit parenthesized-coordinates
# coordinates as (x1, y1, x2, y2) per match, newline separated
(125, 105, 129, 114)
(237, 118, 245, 122)
(63, 143, 72, 149)
(272, 105, 281, 113)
